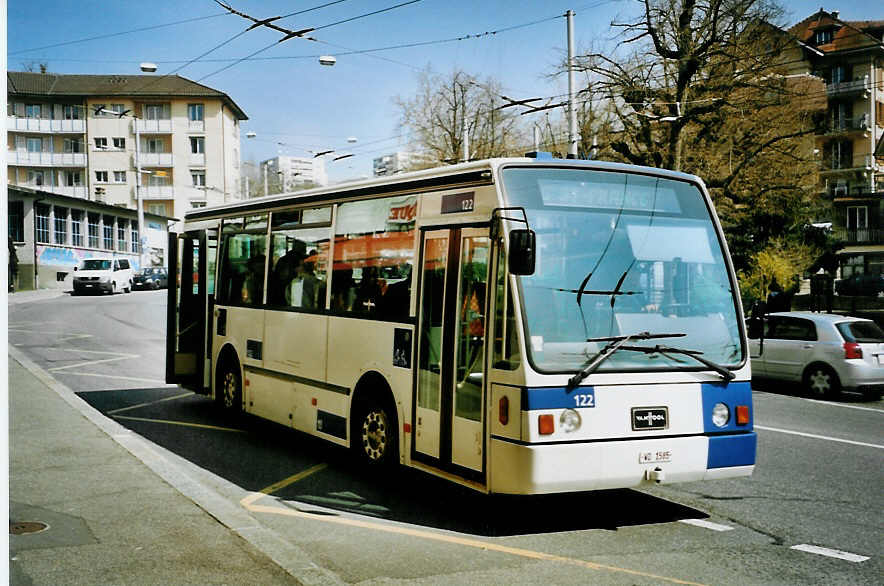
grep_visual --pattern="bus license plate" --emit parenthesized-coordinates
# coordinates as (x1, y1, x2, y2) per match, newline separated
(639, 450, 671, 464)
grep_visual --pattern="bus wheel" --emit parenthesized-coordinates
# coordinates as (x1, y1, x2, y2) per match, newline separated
(354, 401, 397, 466)
(217, 361, 242, 413)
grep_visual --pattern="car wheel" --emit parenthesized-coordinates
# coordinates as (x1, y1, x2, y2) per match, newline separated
(125, 280, 132, 293)
(352, 398, 398, 467)
(216, 360, 242, 413)
(804, 364, 841, 399)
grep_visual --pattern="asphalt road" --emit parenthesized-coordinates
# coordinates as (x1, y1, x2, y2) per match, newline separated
(9, 291, 883, 585)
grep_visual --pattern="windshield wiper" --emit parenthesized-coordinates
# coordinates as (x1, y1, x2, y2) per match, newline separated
(618, 344, 736, 381)
(567, 331, 686, 390)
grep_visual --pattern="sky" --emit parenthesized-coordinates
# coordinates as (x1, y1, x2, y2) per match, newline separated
(6, 1, 877, 183)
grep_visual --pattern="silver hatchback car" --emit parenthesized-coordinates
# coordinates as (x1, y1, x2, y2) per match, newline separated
(748, 311, 884, 400)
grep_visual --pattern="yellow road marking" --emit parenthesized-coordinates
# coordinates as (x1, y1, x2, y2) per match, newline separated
(240, 476, 704, 586)
(108, 391, 194, 415)
(55, 371, 167, 384)
(113, 415, 245, 433)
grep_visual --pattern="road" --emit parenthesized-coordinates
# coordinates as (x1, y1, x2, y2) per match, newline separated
(9, 291, 883, 585)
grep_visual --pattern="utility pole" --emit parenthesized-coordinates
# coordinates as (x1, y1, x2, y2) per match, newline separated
(462, 114, 469, 163)
(133, 116, 146, 269)
(263, 163, 269, 196)
(566, 9, 578, 159)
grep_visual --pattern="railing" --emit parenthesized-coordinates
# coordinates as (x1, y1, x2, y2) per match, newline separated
(188, 120, 205, 132)
(825, 115, 870, 134)
(6, 150, 87, 167)
(6, 116, 86, 133)
(140, 185, 175, 200)
(832, 227, 884, 244)
(189, 153, 206, 166)
(820, 154, 874, 173)
(826, 75, 871, 97)
(135, 119, 173, 133)
(139, 152, 173, 166)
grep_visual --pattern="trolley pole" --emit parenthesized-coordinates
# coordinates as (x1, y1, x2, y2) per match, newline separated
(566, 9, 578, 159)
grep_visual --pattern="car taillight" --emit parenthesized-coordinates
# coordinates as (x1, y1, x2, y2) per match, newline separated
(844, 342, 863, 359)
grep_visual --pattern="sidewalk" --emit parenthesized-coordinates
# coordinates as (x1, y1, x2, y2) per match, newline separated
(8, 351, 299, 585)
(7, 288, 67, 306)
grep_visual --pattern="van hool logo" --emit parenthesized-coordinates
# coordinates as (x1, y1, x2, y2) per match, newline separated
(632, 407, 668, 430)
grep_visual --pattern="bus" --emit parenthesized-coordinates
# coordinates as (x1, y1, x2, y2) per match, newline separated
(166, 154, 755, 494)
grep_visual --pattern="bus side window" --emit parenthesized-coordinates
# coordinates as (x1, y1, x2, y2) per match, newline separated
(493, 242, 521, 370)
(217, 216, 267, 306)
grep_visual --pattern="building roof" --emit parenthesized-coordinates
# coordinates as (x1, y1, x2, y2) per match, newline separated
(7, 185, 176, 222)
(788, 10, 884, 54)
(7, 71, 247, 120)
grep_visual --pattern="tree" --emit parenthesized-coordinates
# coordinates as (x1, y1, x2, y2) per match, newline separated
(395, 69, 526, 165)
(574, 0, 828, 277)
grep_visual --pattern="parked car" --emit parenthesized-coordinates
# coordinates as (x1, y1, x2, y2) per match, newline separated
(834, 273, 884, 296)
(133, 267, 168, 290)
(748, 311, 884, 399)
(72, 257, 133, 295)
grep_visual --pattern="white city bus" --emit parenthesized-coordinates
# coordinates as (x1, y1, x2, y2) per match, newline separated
(166, 154, 756, 494)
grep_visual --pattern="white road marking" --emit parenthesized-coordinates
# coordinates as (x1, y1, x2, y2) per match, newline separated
(803, 398, 883, 413)
(678, 519, 734, 532)
(790, 544, 869, 563)
(54, 371, 168, 384)
(755, 425, 884, 449)
(108, 391, 194, 415)
(48, 352, 139, 372)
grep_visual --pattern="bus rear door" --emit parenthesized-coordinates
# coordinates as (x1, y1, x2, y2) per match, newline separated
(414, 227, 490, 478)
(166, 229, 216, 392)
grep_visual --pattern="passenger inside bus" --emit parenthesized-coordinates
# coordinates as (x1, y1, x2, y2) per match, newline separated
(269, 241, 322, 309)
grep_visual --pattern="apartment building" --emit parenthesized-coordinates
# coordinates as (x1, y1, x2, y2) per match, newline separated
(261, 155, 328, 193)
(372, 151, 433, 176)
(7, 71, 248, 222)
(788, 11, 884, 279)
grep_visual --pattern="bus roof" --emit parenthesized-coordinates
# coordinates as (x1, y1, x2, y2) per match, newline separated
(185, 156, 704, 221)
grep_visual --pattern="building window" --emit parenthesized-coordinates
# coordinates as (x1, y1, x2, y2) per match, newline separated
(94, 137, 108, 150)
(27, 170, 45, 186)
(117, 219, 128, 251)
(145, 138, 164, 153)
(192, 202, 207, 209)
(63, 138, 83, 153)
(71, 210, 83, 247)
(110, 103, 126, 115)
(131, 225, 139, 253)
(190, 136, 205, 154)
(191, 170, 206, 186)
(8, 201, 24, 242)
(25, 104, 41, 118)
(815, 29, 833, 45)
(188, 103, 204, 121)
(26, 137, 42, 152)
(113, 137, 126, 149)
(143, 103, 169, 120)
(92, 103, 106, 116)
(88, 213, 100, 248)
(54, 207, 68, 245)
(64, 171, 82, 187)
(35, 204, 50, 243)
(114, 171, 127, 183)
(103, 216, 114, 250)
(95, 170, 109, 183)
(62, 104, 81, 120)
(147, 204, 166, 216)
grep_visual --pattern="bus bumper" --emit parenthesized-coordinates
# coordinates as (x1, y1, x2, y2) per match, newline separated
(488, 432, 756, 495)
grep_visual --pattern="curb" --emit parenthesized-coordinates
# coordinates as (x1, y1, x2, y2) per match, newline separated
(8, 345, 345, 586)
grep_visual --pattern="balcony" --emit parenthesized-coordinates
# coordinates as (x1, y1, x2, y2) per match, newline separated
(47, 185, 88, 198)
(6, 116, 86, 134)
(139, 152, 173, 167)
(188, 120, 205, 132)
(819, 154, 875, 175)
(823, 115, 871, 136)
(135, 119, 172, 133)
(826, 75, 871, 98)
(139, 185, 174, 200)
(7, 150, 87, 167)
(189, 153, 206, 166)
(832, 227, 884, 244)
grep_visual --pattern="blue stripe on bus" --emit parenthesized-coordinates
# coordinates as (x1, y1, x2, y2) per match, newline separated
(707, 432, 756, 468)
(521, 387, 595, 410)
(701, 381, 753, 433)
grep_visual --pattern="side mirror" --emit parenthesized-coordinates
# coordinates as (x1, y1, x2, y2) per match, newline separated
(508, 229, 536, 276)
(73, 266, 78, 271)
(747, 318, 763, 340)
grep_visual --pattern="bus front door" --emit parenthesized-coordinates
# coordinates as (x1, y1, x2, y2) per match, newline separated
(415, 227, 490, 476)
(166, 229, 216, 392)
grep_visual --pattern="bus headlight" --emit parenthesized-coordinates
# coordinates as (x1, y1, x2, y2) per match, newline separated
(560, 409, 582, 433)
(711, 402, 730, 427)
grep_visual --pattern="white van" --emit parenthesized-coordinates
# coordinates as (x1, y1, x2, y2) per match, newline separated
(72, 257, 134, 295)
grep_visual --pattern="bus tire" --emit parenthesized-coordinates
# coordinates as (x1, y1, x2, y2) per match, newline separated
(352, 395, 398, 467)
(216, 356, 242, 413)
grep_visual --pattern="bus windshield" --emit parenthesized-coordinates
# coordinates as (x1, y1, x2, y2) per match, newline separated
(501, 166, 742, 374)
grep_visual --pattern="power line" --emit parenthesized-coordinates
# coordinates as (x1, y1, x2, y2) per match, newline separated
(9, 12, 229, 56)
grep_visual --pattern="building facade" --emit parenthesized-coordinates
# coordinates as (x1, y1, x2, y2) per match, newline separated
(260, 155, 328, 194)
(8, 186, 170, 291)
(372, 151, 432, 176)
(7, 72, 248, 223)
(789, 11, 884, 279)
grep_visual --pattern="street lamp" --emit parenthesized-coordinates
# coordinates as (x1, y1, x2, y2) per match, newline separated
(140, 62, 157, 73)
